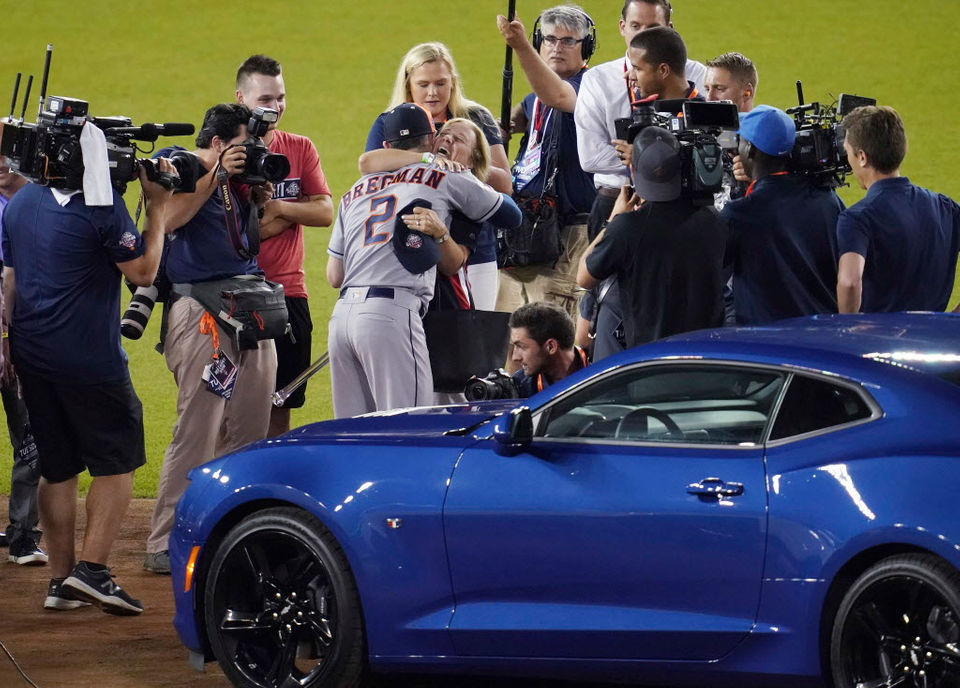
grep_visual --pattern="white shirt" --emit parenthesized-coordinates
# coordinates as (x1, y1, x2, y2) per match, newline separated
(575, 53, 707, 190)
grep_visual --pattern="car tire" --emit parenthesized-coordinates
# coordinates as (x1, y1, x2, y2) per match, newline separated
(203, 506, 365, 688)
(830, 553, 960, 688)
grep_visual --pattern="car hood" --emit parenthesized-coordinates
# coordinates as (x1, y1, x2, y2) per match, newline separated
(281, 400, 519, 440)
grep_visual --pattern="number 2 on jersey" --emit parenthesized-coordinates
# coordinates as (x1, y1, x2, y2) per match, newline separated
(364, 194, 398, 246)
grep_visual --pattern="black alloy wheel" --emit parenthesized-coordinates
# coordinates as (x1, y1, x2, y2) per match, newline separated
(203, 507, 364, 688)
(831, 553, 960, 688)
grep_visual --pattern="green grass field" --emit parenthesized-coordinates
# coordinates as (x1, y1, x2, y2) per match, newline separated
(1, 1, 958, 496)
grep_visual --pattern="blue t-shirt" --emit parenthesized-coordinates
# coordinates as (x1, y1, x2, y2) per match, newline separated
(365, 106, 503, 266)
(837, 177, 960, 312)
(0, 184, 143, 384)
(514, 69, 595, 216)
(721, 174, 845, 325)
(156, 146, 261, 284)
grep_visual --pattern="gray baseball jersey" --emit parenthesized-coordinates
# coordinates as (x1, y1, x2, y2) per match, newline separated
(328, 163, 505, 306)
(328, 162, 505, 418)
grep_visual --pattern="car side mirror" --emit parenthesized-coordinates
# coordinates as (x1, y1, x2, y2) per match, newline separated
(492, 406, 533, 456)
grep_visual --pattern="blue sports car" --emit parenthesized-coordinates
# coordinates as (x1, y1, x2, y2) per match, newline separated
(170, 312, 960, 688)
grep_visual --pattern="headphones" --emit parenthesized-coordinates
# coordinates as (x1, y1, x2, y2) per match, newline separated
(532, 10, 597, 62)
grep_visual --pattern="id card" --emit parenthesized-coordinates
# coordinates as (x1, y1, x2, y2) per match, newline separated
(203, 350, 238, 399)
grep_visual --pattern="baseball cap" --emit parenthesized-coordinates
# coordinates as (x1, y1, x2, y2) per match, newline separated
(631, 126, 682, 202)
(393, 199, 441, 274)
(383, 103, 435, 145)
(737, 104, 796, 156)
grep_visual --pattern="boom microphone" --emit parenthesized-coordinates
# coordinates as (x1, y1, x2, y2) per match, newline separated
(105, 122, 195, 141)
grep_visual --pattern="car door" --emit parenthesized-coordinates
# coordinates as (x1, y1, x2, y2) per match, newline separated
(444, 362, 785, 661)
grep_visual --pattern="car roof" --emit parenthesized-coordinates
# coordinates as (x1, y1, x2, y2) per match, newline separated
(655, 312, 960, 377)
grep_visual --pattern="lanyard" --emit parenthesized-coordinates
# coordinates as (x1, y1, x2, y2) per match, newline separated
(531, 98, 552, 145)
(745, 171, 789, 197)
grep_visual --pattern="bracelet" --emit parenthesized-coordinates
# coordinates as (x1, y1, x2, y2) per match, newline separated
(436, 232, 449, 244)
(1, 332, 8, 339)
(421, 152, 436, 165)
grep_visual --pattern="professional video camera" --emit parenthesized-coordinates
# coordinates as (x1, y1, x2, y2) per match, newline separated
(0, 46, 198, 194)
(236, 106, 290, 185)
(786, 81, 876, 187)
(464, 368, 520, 402)
(615, 98, 740, 206)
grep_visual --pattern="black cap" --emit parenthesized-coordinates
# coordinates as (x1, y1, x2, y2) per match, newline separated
(631, 126, 682, 202)
(383, 103, 435, 145)
(393, 199, 441, 274)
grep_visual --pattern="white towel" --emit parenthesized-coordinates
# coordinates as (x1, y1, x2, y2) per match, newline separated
(80, 121, 112, 206)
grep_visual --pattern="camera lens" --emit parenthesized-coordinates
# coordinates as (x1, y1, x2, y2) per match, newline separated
(259, 153, 290, 184)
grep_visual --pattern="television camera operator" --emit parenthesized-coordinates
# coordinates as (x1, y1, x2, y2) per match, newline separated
(144, 103, 284, 574)
(466, 302, 587, 400)
(577, 127, 728, 349)
(1, 120, 176, 613)
(721, 105, 845, 325)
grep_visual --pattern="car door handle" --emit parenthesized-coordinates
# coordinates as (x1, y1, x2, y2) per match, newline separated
(687, 477, 744, 497)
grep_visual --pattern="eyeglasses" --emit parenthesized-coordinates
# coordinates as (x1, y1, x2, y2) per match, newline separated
(541, 35, 585, 48)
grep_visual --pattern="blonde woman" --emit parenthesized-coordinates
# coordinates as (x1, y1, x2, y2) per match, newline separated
(365, 43, 511, 310)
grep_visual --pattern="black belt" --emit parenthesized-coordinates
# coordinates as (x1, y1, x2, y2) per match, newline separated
(340, 286, 395, 299)
(596, 186, 621, 199)
(565, 212, 590, 225)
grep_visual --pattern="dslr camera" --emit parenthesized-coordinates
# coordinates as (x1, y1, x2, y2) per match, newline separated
(235, 106, 290, 185)
(464, 369, 520, 402)
(615, 99, 740, 206)
(786, 81, 876, 187)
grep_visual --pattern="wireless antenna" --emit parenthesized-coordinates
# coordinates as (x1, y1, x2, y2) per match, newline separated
(37, 43, 52, 119)
(19, 76, 33, 123)
(796, 80, 804, 106)
(8, 73, 21, 121)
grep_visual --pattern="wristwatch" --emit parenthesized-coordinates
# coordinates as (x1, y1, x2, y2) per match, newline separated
(436, 232, 449, 244)
(421, 152, 436, 165)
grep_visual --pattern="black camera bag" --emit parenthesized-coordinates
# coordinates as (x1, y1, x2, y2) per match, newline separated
(498, 106, 565, 268)
(175, 275, 288, 351)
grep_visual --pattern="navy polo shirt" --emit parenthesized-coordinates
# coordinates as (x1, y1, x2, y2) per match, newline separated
(722, 174, 845, 325)
(837, 176, 960, 312)
(0, 184, 143, 384)
(156, 146, 261, 284)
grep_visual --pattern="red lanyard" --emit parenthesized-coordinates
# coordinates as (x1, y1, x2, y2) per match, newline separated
(745, 171, 789, 197)
(531, 98, 551, 144)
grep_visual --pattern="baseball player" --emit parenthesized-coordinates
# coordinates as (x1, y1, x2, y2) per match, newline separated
(326, 104, 521, 418)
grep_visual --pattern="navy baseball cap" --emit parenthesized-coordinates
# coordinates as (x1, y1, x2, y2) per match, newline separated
(631, 126, 682, 202)
(383, 103, 435, 145)
(737, 104, 796, 156)
(393, 199, 441, 274)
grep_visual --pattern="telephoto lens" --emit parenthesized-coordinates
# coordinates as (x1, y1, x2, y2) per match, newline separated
(120, 284, 159, 339)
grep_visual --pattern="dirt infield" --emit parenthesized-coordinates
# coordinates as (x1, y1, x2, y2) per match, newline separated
(0, 498, 232, 688)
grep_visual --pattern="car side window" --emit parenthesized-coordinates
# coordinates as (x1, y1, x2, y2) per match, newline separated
(768, 375, 872, 441)
(540, 365, 785, 446)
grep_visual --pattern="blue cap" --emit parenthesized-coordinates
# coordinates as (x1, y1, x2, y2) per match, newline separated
(383, 103, 434, 144)
(737, 105, 796, 156)
(393, 199, 441, 274)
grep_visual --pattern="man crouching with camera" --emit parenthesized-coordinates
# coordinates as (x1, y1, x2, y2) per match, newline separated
(144, 103, 280, 574)
(467, 302, 587, 400)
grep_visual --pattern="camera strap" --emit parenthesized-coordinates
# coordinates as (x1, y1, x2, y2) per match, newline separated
(216, 165, 261, 260)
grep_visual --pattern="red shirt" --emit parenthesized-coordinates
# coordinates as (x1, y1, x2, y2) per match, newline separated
(260, 129, 331, 298)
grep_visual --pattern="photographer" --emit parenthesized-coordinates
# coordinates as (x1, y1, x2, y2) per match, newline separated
(837, 105, 960, 313)
(508, 302, 587, 398)
(575, 2, 706, 241)
(721, 105, 844, 324)
(577, 128, 727, 348)
(1, 144, 174, 613)
(144, 103, 278, 574)
(235, 55, 333, 437)
(494, 5, 596, 319)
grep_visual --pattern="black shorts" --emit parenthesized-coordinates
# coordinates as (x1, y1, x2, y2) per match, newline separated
(18, 371, 146, 483)
(274, 296, 313, 408)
